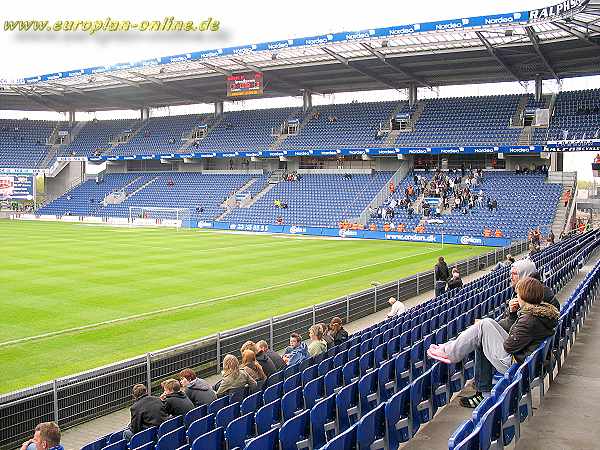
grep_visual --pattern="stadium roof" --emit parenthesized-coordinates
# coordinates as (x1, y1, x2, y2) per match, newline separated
(1, 0, 599, 112)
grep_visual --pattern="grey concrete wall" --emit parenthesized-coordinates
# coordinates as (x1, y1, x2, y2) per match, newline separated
(44, 162, 84, 199)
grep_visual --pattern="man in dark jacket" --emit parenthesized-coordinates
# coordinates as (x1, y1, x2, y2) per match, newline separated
(257, 341, 286, 372)
(123, 384, 168, 441)
(179, 369, 217, 407)
(255, 346, 278, 378)
(427, 277, 558, 408)
(434, 256, 450, 296)
(160, 379, 194, 417)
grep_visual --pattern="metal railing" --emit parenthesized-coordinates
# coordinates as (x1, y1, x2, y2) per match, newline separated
(0, 240, 528, 450)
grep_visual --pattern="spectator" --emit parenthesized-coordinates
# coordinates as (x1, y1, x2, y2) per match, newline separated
(256, 340, 286, 371)
(428, 277, 558, 408)
(446, 268, 463, 291)
(328, 317, 348, 346)
(216, 354, 257, 397)
(241, 349, 267, 383)
(508, 259, 560, 311)
(307, 325, 327, 357)
(318, 323, 334, 349)
(123, 384, 167, 441)
(160, 379, 194, 417)
(528, 243, 540, 257)
(547, 230, 555, 245)
(386, 296, 406, 318)
(283, 333, 309, 365)
(563, 189, 571, 207)
(20, 422, 62, 450)
(434, 256, 450, 296)
(179, 368, 217, 408)
(254, 343, 278, 378)
(493, 254, 515, 271)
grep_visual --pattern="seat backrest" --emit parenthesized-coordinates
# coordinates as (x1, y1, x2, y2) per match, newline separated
(319, 422, 357, 450)
(208, 396, 230, 416)
(187, 414, 215, 444)
(191, 426, 225, 450)
(283, 373, 302, 393)
(263, 381, 283, 404)
(281, 386, 304, 421)
(324, 366, 343, 396)
(241, 391, 263, 415)
(102, 440, 127, 450)
(448, 420, 475, 450)
(156, 426, 186, 450)
(279, 409, 311, 450)
(255, 398, 282, 434)
(309, 394, 337, 450)
(356, 401, 386, 450)
(129, 427, 157, 450)
(303, 376, 325, 410)
(215, 401, 240, 429)
(385, 386, 411, 450)
(185, 405, 207, 428)
(158, 415, 183, 438)
(245, 427, 279, 450)
(335, 381, 359, 432)
(225, 413, 255, 450)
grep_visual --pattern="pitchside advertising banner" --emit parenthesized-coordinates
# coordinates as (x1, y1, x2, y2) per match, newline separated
(0, 174, 34, 200)
(196, 220, 511, 247)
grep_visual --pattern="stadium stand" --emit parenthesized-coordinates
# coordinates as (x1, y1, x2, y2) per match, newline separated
(76, 230, 600, 450)
(0, 119, 55, 168)
(0, 90, 599, 168)
(36, 173, 255, 220)
(368, 170, 562, 239)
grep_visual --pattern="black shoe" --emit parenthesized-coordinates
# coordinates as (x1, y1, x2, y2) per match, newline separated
(459, 392, 484, 408)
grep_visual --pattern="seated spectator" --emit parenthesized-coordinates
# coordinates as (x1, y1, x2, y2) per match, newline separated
(328, 317, 348, 346)
(160, 379, 194, 417)
(529, 243, 541, 257)
(493, 254, 515, 271)
(282, 333, 309, 365)
(179, 368, 216, 408)
(427, 277, 558, 407)
(386, 296, 406, 318)
(216, 354, 257, 397)
(241, 349, 267, 383)
(307, 325, 327, 357)
(318, 323, 334, 349)
(20, 422, 63, 450)
(254, 342, 278, 378)
(257, 340, 286, 371)
(446, 268, 463, 291)
(123, 384, 167, 441)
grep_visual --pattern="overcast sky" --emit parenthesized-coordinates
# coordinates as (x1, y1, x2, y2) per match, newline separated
(0, 0, 598, 178)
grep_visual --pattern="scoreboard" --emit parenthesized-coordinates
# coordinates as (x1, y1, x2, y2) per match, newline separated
(0, 174, 35, 200)
(227, 72, 264, 97)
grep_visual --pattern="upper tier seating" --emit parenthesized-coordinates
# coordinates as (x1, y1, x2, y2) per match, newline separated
(0, 119, 55, 168)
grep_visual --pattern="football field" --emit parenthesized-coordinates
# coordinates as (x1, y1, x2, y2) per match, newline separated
(0, 219, 490, 394)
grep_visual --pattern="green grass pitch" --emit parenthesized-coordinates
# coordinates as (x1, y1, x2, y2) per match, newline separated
(0, 219, 491, 394)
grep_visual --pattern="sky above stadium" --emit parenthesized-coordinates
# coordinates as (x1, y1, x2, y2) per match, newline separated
(1, 0, 598, 178)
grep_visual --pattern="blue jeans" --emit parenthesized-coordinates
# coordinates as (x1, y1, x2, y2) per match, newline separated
(435, 281, 446, 297)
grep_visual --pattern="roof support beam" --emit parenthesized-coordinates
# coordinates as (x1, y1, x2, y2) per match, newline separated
(525, 27, 560, 82)
(200, 62, 232, 76)
(475, 31, 523, 83)
(569, 18, 600, 34)
(130, 71, 220, 104)
(10, 87, 66, 111)
(103, 73, 142, 88)
(322, 47, 405, 90)
(553, 20, 600, 48)
(230, 58, 262, 73)
(360, 43, 432, 89)
(47, 81, 143, 110)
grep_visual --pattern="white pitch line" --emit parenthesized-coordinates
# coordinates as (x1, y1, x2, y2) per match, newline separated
(0, 247, 440, 348)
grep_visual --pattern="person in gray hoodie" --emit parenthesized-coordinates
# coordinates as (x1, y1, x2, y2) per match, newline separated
(179, 368, 217, 407)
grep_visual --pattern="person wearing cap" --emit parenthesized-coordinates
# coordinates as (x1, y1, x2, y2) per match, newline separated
(387, 297, 406, 318)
